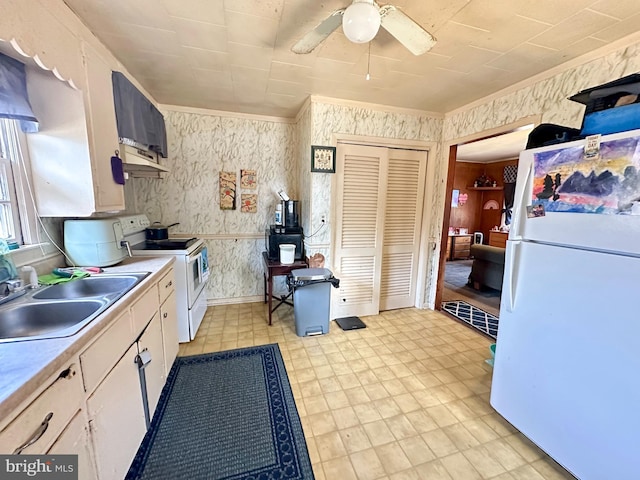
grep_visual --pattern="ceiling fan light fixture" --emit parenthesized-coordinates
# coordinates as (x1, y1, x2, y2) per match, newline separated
(342, 1, 380, 44)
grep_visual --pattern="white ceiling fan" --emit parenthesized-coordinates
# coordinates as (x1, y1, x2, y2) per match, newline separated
(291, 0, 436, 56)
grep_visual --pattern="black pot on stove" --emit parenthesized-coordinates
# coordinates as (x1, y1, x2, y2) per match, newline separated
(146, 222, 179, 241)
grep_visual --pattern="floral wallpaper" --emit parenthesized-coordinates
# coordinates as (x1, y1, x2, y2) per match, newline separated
(133, 109, 297, 302)
(308, 100, 443, 304)
(423, 40, 640, 308)
(130, 38, 640, 309)
(296, 103, 312, 238)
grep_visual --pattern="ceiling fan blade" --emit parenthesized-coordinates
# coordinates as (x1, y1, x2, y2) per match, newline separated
(291, 9, 345, 54)
(379, 5, 436, 55)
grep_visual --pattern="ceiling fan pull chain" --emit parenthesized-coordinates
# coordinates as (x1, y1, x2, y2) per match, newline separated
(366, 42, 371, 81)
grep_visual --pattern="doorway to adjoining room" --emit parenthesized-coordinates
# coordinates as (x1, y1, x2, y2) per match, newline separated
(437, 123, 534, 325)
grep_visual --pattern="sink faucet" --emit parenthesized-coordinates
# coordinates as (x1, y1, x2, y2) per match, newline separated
(0, 279, 22, 296)
(0, 279, 28, 306)
(0, 266, 39, 305)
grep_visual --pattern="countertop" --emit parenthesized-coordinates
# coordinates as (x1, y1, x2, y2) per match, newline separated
(0, 256, 174, 420)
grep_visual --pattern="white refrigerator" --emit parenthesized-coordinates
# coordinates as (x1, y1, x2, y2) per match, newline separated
(490, 128, 640, 479)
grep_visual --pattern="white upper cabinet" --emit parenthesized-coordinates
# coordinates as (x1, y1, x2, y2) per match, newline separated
(25, 42, 125, 217)
(81, 42, 126, 212)
(1, 0, 128, 217)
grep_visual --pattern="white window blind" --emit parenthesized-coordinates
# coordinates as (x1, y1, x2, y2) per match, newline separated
(0, 119, 25, 243)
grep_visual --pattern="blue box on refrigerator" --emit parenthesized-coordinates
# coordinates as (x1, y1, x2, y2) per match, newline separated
(569, 73, 640, 136)
(581, 102, 640, 136)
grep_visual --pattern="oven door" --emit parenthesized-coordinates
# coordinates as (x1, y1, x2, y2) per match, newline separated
(186, 245, 209, 307)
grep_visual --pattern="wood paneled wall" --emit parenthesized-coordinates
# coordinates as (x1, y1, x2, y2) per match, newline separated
(449, 162, 484, 234)
(448, 159, 518, 243)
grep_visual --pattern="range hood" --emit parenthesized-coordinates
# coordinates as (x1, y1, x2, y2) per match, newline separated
(119, 144, 170, 178)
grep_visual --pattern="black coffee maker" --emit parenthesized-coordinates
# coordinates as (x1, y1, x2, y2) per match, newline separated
(266, 199, 304, 260)
(281, 200, 300, 228)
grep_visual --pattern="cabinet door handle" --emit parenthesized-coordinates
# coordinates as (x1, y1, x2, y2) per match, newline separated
(163, 312, 168, 318)
(13, 412, 53, 454)
(166, 281, 172, 288)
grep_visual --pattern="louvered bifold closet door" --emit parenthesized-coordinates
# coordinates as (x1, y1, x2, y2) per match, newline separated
(333, 144, 389, 318)
(379, 149, 427, 310)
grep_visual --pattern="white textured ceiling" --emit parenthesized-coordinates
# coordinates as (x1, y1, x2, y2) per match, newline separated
(63, 0, 640, 118)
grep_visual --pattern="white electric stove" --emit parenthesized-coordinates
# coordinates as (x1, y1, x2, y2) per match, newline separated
(119, 215, 209, 343)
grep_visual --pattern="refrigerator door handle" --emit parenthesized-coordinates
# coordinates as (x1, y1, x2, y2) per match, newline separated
(504, 240, 521, 313)
(511, 162, 534, 241)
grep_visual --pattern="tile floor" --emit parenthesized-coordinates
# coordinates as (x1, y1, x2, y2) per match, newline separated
(178, 303, 575, 480)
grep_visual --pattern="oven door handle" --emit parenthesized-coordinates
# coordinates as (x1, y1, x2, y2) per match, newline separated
(188, 244, 209, 283)
(189, 246, 207, 283)
(190, 245, 206, 258)
(188, 250, 204, 283)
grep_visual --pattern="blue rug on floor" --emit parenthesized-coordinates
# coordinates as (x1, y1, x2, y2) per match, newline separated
(126, 344, 314, 480)
(442, 300, 499, 339)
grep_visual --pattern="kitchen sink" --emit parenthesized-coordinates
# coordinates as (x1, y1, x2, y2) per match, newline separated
(0, 300, 106, 341)
(0, 272, 150, 343)
(33, 274, 147, 300)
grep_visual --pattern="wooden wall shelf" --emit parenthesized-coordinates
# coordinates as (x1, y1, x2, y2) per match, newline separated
(468, 186, 503, 191)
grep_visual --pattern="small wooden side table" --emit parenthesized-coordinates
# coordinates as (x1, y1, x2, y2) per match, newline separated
(448, 234, 473, 260)
(262, 251, 308, 325)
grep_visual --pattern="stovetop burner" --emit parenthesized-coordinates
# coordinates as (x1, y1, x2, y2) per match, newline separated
(142, 237, 198, 250)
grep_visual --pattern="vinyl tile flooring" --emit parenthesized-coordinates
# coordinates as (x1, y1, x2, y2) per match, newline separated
(178, 303, 574, 480)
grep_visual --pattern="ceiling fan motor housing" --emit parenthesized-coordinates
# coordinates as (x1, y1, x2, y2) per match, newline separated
(342, 0, 381, 43)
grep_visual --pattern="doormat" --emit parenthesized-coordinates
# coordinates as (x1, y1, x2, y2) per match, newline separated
(335, 316, 366, 330)
(441, 300, 499, 339)
(126, 344, 314, 480)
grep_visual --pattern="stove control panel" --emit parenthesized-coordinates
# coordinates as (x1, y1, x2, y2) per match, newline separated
(116, 214, 151, 236)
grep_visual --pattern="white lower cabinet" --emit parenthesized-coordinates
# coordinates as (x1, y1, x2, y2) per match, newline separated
(160, 291, 179, 375)
(48, 411, 97, 480)
(87, 343, 146, 480)
(1, 267, 179, 480)
(84, 267, 177, 480)
(137, 313, 166, 420)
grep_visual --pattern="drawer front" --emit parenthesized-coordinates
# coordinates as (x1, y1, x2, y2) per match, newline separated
(453, 249, 470, 259)
(80, 309, 133, 393)
(158, 268, 175, 305)
(456, 236, 471, 246)
(132, 284, 159, 336)
(0, 363, 83, 454)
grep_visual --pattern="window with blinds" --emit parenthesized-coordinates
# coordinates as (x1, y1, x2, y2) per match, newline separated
(0, 119, 23, 243)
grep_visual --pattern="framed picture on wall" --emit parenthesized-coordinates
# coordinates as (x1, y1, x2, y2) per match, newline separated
(311, 145, 336, 173)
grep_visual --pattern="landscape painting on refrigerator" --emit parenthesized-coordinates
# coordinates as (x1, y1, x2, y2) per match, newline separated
(532, 136, 640, 214)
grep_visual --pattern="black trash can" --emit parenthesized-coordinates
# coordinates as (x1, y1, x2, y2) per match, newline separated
(288, 268, 339, 337)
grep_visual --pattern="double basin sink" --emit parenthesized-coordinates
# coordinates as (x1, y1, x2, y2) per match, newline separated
(0, 273, 150, 343)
